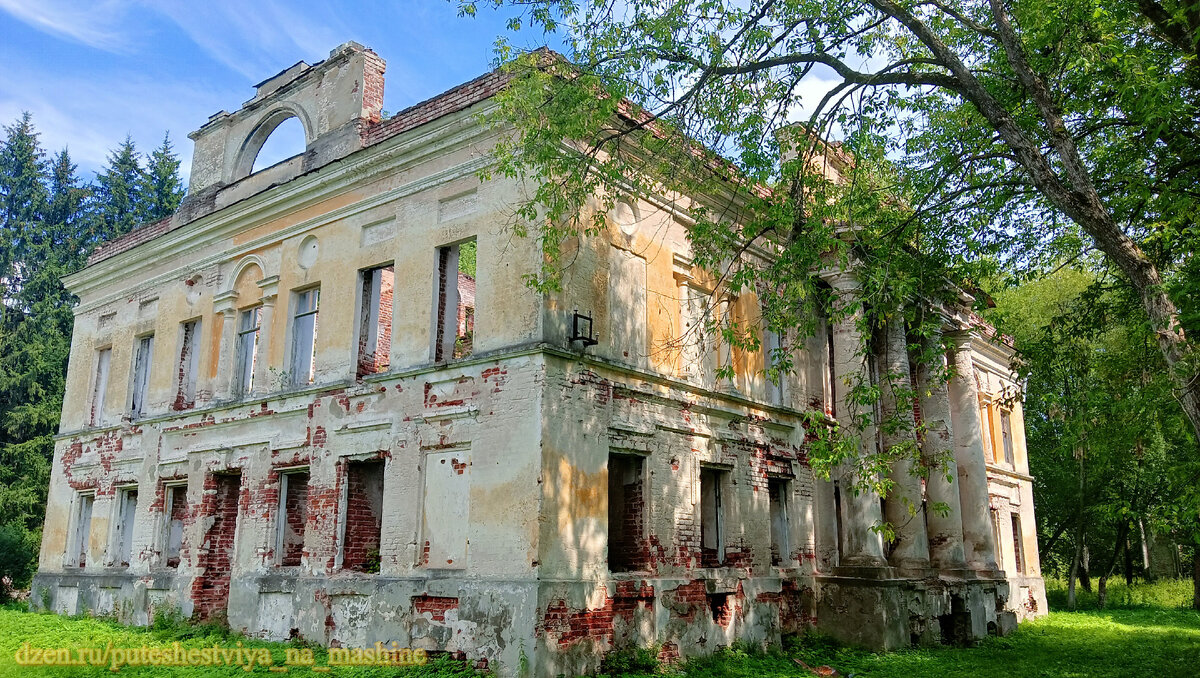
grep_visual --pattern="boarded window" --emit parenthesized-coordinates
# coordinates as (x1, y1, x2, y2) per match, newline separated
(357, 265, 394, 377)
(175, 319, 200, 410)
(700, 468, 726, 566)
(91, 348, 111, 425)
(1001, 409, 1015, 466)
(112, 487, 138, 567)
(608, 246, 647, 364)
(1011, 513, 1025, 574)
(423, 451, 469, 568)
(236, 307, 261, 394)
(70, 493, 94, 567)
(433, 239, 476, 361)
(276, 470, 309, 567)
(769, 478, 790, 565)
(163, 484, 186, 568)
(130, 335, 154, 417)
(607, 454, 645, 572)
(341, 460, 383, 573)
(291, 288, 319, 386)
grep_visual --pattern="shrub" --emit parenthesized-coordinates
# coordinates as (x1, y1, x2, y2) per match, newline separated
(0, 524, 38, 601)
(600, 646, 661, 675)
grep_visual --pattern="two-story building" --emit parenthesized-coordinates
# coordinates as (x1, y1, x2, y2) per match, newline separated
(33, 42, 1045, 676)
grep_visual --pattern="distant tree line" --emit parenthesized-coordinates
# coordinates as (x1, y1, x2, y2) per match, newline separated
(0, 113, 184, 598)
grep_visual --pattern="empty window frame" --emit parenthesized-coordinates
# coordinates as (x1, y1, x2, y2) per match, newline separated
(980, 402, 996, 462)
(276, 470, 309, 567)
(700, 467, 727, 566)
(340, 460, 384, 572)
(1011, 513, 1025, 574)
(763, 326, 785, 406)
(357, 264, 394, 377)
(69, 493, 95, 567)
(111, 487, 138, 567)
(433, 239, 476, 362)
(290, 288, 319, 386)
(824, 317, 836, 417)
(1000, 409, 1015, 466)
(91, 347, 112, 425)
(235, 307, 262, 395)
(768, 477, 790, 565)
(130, 334, 154, 418)
(174, 319, 201, 410)
(607, 453, 645, 573)
(163, 483, 187, 568)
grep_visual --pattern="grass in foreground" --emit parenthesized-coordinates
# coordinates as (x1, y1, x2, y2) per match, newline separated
(0, 605, 480, 677)
(1, 580, 1197, 677)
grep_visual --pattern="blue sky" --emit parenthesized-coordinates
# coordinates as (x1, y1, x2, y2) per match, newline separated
(0, 1, 559, 181)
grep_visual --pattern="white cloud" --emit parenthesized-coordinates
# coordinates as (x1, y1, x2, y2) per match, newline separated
(0, 65, 231, 182)
(0, 0, 136, 51)
(146, 1, 353, 80)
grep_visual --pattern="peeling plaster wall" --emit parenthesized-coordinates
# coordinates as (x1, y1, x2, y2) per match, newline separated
(35, 48, 1044, 678)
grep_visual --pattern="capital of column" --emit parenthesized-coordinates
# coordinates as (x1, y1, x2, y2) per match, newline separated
(257, 275, 280, 307)
(819, 269, 860, 293)
(213, 290, 239, 316)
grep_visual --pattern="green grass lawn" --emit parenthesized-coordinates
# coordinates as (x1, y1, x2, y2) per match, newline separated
(1, 580, 1197, 677)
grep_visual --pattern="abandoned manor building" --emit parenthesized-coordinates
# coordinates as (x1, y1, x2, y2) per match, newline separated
(33, 43, 1046, 676)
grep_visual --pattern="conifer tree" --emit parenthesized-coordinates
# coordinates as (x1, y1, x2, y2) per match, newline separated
(93, 136, 142, 242)
(139, 132, 184, 222)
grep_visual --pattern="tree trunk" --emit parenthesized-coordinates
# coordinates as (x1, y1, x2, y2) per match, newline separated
(1068, 528, 1082, 611)
(1080, 544, 1092, 593)
(1139, 518, 1153, 581)
(1099, 521, 1130, 609)
(1124, 533, 1134, 586)
(871, 0, 1200, 446)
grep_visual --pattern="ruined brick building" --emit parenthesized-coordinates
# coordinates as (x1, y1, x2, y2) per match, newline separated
(33, 43, 1045, 676)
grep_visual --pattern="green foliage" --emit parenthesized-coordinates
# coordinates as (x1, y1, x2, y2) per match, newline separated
(138, 133, 184, 223)
(0, 114, 183, 596)
(599, 646, 662, 675)
(0, 608, 488, 676)
(464, 0, 1200, 517)
(1045, 577, 1195, 611)
(987, 265, 1199, 590)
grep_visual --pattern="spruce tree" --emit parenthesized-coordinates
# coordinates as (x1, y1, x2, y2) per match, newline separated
(139, 132, 184, 222)
(0, 112, 49, 302)
(0, 114, 59, 596)
(93, 136, 142, 242)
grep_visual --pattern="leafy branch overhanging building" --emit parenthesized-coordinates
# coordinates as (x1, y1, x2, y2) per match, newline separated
(33, 43, 1046, 676)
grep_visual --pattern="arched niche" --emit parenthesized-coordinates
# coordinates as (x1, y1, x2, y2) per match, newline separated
(226, 255, 268, 304)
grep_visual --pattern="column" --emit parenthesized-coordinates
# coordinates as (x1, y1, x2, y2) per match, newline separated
(825, 272, 888, 571)
(913, 331, 970, 574)
(213, 291, 239, 400)
(947, 330, 1001, 575)
(252, 276, 280, 396)
(878, 316, 931, 574)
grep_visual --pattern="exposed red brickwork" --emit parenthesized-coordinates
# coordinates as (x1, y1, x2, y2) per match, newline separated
(357, 266, 393, 378)
(754, 580, 817, 633)
(341, 460, 383, 572)
(193, 473, 240, 620)
(280, 472, 309, 566)
(165, 484, 189, 568)
(412, 595, 459, 622)
(362, 69, 510, 146)
(608, 455, 647, 572)
(172, 319, 198, 411)
(658, 642, 681, 664)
